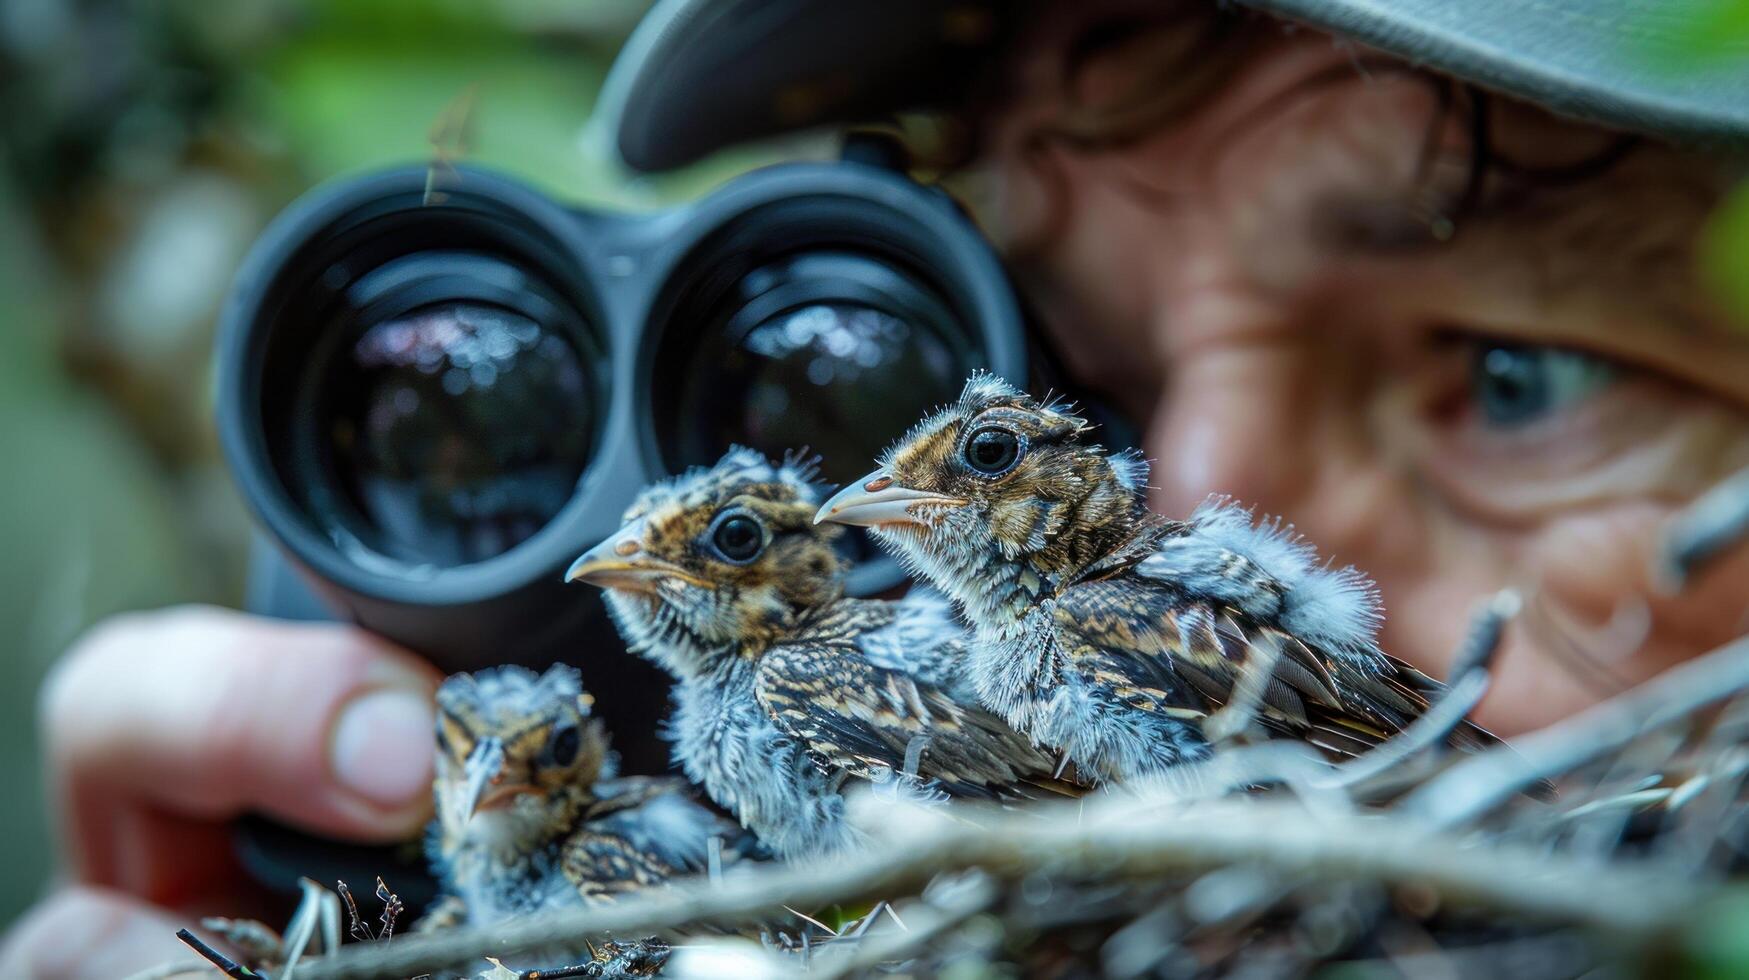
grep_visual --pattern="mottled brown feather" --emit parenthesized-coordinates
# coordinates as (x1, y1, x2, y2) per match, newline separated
(755, 600, 1083, 799)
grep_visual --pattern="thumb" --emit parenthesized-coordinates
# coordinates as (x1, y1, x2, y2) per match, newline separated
(47, 606, 443, 890)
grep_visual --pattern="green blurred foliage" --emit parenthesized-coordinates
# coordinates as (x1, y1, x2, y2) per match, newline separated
(1641, 0, 1749, 69)
(259, 0, 607, 197)
(1703, 184, 1749, 327)
(1678, 888, 1749, 979)
(1644, 0, 1749, 328)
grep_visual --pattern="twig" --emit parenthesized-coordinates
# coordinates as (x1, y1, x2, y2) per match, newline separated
(517, 964, 597, 979)
(1658, 465, 1749, 589)
(337, 881, 369, 944)
(174, 929, 262, 980)
(292, 797, 1716, 980)
(782, 905, 837, 936)
(1404, 633, 1749, 828)
(1205, 633, 1284, 743)
(198, 919, 282, 969)
(374, 878, 404, 941)
(809, 878, 997, 980)
(319, 887, 341, 965)
(1554, 788, 1673, 823)
(1328, 671, 1490, 789)
(1451, 589, 1521, 679)
(422, 84, 477, 205)
(280, 877, 329, 979)
(843, 901, 885, 941)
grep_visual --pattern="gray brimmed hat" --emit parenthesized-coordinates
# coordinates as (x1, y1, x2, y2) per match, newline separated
(600, 0, 1749, 172)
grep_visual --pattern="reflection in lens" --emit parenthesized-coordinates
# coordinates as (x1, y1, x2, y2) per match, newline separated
(666, 302, 963, 485)
(323, 302, 592, 566)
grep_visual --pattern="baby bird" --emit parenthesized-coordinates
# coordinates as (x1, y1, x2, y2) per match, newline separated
(565, 447, 1075, 862)
(817, 373, 1502, 784)
(425, 664, 733, 929)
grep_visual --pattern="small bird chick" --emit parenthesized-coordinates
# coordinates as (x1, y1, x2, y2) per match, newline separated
(426, 664, 733, 928)
(817, 373, 1505, 784)
(566, 447, 1076, 862)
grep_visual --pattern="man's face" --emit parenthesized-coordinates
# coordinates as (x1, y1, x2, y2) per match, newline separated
(980, 7, 1749, 732)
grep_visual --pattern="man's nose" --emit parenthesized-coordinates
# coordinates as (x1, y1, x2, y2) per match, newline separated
(1139, 287, 1324, 523)
(1146, 342, 1309, 518)
(1138, 294, 1412, 591)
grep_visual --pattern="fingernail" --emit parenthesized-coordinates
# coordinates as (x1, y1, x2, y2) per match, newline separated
(330, 688, 435, 809)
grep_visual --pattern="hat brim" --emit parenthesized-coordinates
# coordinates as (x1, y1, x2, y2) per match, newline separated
(602, 0, 1749, 172)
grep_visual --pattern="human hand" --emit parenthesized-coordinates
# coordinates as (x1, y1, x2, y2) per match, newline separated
(0, 605, 442, 979)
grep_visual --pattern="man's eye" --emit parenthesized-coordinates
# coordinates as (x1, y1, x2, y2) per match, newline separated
(1471, 343, 1618, 427)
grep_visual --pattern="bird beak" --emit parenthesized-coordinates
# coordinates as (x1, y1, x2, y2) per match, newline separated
(445, 736, 506, 828)
(565, 519, 710, 592)
(814, 469, 967, 528)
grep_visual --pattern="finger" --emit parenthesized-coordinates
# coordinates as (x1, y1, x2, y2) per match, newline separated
(0, 886, 199, 980)
(45, 605, 442, 889)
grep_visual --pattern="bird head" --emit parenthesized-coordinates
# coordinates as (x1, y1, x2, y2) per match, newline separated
(565, 447, 846, 674)
(433, 664, 610, 849)
(815, 373, 1150, 619)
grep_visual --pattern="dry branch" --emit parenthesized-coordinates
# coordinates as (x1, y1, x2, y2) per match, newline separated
(294, 796, 1720, 980)
(1659, 464, 1749, 587)
(1405, 632, 1749, 827)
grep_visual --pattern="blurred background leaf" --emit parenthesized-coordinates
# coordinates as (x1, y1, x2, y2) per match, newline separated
(1703, 183, 1749, 326)
(1640, 0, 1749, 69)
(1636, 0, 1749, 329)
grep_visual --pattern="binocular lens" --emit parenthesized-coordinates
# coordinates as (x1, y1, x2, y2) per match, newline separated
(324, 300, 593, 567)
(654, 250, 976, 485)
(666, 300, 963, 484)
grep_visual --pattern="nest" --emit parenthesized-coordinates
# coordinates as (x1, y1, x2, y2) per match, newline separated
(146, 471, 1749, 980)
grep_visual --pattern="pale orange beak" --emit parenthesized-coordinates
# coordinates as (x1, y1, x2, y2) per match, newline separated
(565, 519, 711, 592)
(814, 469, 966, 528)
(473, 781, 539, 812)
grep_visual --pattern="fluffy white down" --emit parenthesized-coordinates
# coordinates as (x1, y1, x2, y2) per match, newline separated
(587, 787, 726, 873)
(853, 587, 972, 695)
(1136, 497, 1385, 664)
(664, 659, 862, 861)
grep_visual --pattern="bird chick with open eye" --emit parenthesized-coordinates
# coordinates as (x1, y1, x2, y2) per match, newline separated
(565, 447, 1078, 862)
(424, 664, 735, 931)
(817, 373, 1511, 784)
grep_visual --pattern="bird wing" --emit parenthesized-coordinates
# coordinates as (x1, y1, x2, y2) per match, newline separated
(587, 778, 741, 874)
(560, 830, 677, 902)
(849, 589, 973, 693)
(1053, 576, 1495, 761)
(754, 632, 1072, 800)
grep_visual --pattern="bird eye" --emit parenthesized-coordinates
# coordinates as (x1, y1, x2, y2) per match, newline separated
(709, 513, 764, 564)
(546, 724, 581, 768)
(963, 427, 1023, 477)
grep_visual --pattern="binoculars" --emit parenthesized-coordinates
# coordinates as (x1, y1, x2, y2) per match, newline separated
(216, 142, 1125, 900)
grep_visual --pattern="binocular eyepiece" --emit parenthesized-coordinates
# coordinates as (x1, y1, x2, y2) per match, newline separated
(217, 156, 1030, 681)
